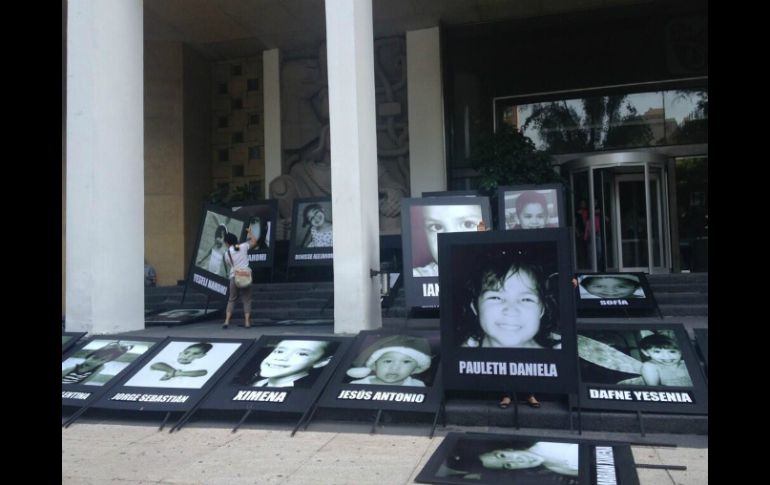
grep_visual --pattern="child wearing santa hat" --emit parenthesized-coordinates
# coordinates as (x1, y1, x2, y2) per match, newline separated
(346, 334, 432, 387)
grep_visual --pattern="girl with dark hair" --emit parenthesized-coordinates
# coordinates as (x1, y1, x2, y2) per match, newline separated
(459, 258, 560, 350)
(511, 190, 551, 229)
(248, 215, 269, 250)
(460, 249, 560, 408)
(222, 226, 257, 328)
(300, 203, 333, 248)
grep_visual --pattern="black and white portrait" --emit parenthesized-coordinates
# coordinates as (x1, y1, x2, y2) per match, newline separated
(577, 274, 645, 300)
(578, 328, 693, 387)
(125, 341, 241, 389)
(503, 189, 559, 230)
(231, 338, 340, 388)
(62, 339, 155, 386)
(294, 200, 333, 249)
(194, 210, 246, 278)
(434, 436, 579, 484)
(451, 242, 562, 350)
(344, 334, 438, 387)
(410, 203, 484, 277)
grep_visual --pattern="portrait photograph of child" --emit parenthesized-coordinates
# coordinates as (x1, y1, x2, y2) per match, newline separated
(125, 340, 242, 389)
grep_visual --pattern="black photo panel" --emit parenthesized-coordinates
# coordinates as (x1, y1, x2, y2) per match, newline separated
(62, 332, 86, 354)
(317, 330, 443, 413)
(62, 337, 162, 408)
(574, 272, 656, 316)
(144, 308, 221, 326)
(202, 335, 353, 413)
(415, 432, 639, 485)
(497, 184, 565, 231)
(231, 199, 278, 268)
(577, 323, 708, 414)
(92, 338, 250, 413)
(439, 228, 577, 394)
(188, 205, 248, 299)
(422, 190, 480, 198)
(401, 196, 492, 308)
(288, 197, 334, 266)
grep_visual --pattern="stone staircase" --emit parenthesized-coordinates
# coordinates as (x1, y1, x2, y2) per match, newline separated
(145, 272, 707, 321)
(146, 281, 334, 321)
(647, 273, 708, 317)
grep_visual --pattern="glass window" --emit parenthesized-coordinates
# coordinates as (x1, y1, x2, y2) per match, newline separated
(496, 88, 707, 154)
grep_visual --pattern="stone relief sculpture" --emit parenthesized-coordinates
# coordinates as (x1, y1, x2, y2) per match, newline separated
(269, 38, 410, 239)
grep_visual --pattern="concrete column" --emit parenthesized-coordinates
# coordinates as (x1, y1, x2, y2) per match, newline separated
(66, 0, 144, 334)
(407, 27, 446, 195)
(263, 49, 282, 196)
(325, 0, 382, 333)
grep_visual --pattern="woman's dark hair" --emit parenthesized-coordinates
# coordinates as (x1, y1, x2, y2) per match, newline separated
(214, 224, 228, 239)
(457, 250, 559, 348)
(302, 203, 324, 227)
(224, 233, 239, 248)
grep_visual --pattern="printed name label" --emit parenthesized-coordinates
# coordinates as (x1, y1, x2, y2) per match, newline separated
(588, 388, 694, 403)
(336, 390, 426, 403)
(459, 361, 558, 377)
(110, 393, 190, 403)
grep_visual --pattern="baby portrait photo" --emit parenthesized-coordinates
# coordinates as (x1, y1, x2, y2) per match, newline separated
(125, 341, 242, 389)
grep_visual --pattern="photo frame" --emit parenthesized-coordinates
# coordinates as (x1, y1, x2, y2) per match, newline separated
(317, 330, 443, 413)
(202, 335, 353, 414)
(62, 337, 162, 408)
(144, 308, 221, 326)
(693, 328, 707, 374)
(187, 204, 248, 299)
(438, 228, 577, 394)
(288, 197, 334, 267)
(231, 199, 278, 268)
(92, 337, 250, 412)
(62, 332, 86, 354)
(401, 196, 492, 308)
(422, 190, 480, 198)
(415, 432, 639, 485)
(497, 184, 565, 231)
(577, 323, 708, 414)
(574, 272, 656, 316)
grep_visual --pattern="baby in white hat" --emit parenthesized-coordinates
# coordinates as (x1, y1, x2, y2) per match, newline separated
(346, 335, 432, 387)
